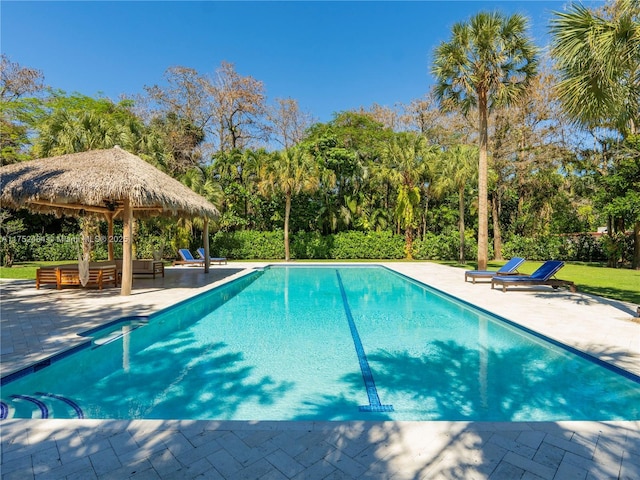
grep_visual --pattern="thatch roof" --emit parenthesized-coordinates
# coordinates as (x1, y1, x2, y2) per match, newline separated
(0, 146, 219, 219)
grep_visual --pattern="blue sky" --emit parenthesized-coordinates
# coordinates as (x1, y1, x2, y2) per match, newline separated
(2, 1, 604, 122)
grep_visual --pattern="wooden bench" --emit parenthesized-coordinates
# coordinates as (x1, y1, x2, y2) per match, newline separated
(36, 264, 117, 290)
(36, 266, 60, 289)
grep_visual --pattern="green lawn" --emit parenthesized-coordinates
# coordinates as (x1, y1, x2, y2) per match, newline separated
(2, 259, 639, 305)
(447, 260, 640, 305)
(0, 261, 77, 280)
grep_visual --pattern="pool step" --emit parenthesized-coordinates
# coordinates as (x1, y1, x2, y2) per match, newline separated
(0, 393, 84, 419)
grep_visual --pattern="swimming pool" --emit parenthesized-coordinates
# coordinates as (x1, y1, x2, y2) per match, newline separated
(2, 265, 639, 421)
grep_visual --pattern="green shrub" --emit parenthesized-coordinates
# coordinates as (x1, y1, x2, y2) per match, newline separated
(0, 233, 127, 263)
(135, 235, 168, 260)
(571, 234, 606, 262)
(600, 232, 634, 266)
(502, 235, 561, 260)
(502, 234, 615, 262)
(329, 231, 405, 259)
(4, 230, 627, 264)
(210, 231, 285, 259)
(413, 232, 477, 261)
(28, 234, 81, 261)
(0, 236, 32, 265)
(291, 231, 332, 259)
(209, 230, 404, 260)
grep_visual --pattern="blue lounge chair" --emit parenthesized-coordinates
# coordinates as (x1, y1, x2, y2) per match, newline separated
(491, 260, 576, 293)
(197, 248, 227, 265)
(172, 249, 204, 266)
(464, 257, 525, 283)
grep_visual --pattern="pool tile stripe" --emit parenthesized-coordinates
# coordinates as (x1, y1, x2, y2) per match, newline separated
(10, 394, 49, 419)
(36, 392, 84, 419)
(335, 270, 394, 413)
(1, 341, 92, 386)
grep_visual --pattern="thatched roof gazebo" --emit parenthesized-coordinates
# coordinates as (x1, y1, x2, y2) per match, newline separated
(0, 146, 220, 295)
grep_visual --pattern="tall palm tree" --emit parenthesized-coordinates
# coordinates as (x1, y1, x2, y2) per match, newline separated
(551, 0, 640, 268)
(432, 11, 538, 270)
(433, 144, 479, 263)
(550, 0, 639, 136)
(381, 132, 437, 258)
(258, 147, 321, 261)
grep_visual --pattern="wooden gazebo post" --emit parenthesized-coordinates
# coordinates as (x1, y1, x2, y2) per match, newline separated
(121, 199, 133, 295)
(105, 211, 115, 261)
(203, 217, 210, 274)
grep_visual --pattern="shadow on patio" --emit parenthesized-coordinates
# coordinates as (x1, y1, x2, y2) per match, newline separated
(0, 418, 636, 478)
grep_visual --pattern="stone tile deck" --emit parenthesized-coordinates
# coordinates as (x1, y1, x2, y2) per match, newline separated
(1, 262, 639, 479)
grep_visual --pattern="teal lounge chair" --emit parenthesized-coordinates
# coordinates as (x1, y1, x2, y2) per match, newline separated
(197, 248, 227, 265)
(172, 249, 204, 266)
(491, 260, 576, 293)
(464, 257, 525, 283)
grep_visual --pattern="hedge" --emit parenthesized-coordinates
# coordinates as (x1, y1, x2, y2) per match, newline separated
(210, 230, 405, 260)
(210, 230, 286, 259)
(501, 234, 611, 262)
(2, 230, 632, 265)
(412, 232, 479, 261)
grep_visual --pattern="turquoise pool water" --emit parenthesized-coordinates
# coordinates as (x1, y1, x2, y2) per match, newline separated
(2, 265, 639, 421)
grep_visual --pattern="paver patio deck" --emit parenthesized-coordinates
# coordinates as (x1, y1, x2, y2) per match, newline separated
(1, 261, 639, 479)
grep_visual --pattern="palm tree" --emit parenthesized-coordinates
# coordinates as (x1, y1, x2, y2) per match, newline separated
(177, 166, 224, 248)
(381, 132, 437, 258)
(432, 11, 538, 270)
(550, 0, 639, 136)
(258, 147, 321, 261)
(34, 96, 146, 157)
(551, 0, 640, 268)
(182, 166, 224, 209)
(433, 144, 479, 263)
(35, 110, 135, 157)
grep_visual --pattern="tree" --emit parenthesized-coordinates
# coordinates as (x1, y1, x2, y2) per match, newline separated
(550, 0, 640, 267)
(32, 94, 145, 157)
(211, 148, 270, 230)
(268, 97, 313, 149)
(0, 54, 45, 101)
(433, 144, 478, 263)
(432, 11, 538, 269)
(359, 103, 402, 131)
(302, 112, 391, 234)
(144, 66, 211, 129)
(550, 0, 639, 137)
(489, 61, 578, 255)
(0, 210, 24, 267)
(0, 55, 46, 165)
(209, 61, 268, 152)
(258, 147, 321, 261)
(381, 132, 437, 258)
(143, 66, 215, 166)
(145, 62, 269, 156)
(400, 91, 474, 147)
(181, 166, 224, 208)
(592, 135, 640, 268)
(146, 112, 206, 175)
